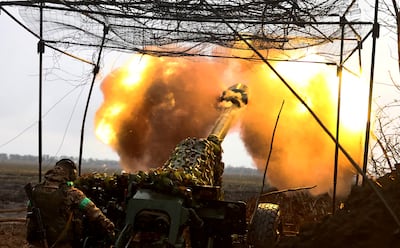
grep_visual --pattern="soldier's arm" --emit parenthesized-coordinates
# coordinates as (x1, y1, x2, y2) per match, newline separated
(68, 187, 115, 233)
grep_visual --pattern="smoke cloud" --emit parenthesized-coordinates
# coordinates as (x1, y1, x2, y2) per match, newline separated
(96, 52, 366, 197)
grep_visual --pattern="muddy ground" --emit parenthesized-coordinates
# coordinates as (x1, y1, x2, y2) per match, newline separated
(2, 163, 400, 247)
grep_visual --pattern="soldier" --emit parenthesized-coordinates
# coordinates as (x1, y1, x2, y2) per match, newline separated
(25, 159, 115, 248)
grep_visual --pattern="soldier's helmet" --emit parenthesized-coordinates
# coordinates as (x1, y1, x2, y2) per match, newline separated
(55, 159, 78, 181)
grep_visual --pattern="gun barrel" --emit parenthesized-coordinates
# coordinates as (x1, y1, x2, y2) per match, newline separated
(209, 83, 248, 141)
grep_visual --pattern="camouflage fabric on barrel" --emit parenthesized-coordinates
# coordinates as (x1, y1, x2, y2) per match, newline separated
(128, 134, 224, 195)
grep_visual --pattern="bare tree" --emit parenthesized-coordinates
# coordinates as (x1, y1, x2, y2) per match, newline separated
(370, 101, 400, 176)
(377, 0, 400, 71)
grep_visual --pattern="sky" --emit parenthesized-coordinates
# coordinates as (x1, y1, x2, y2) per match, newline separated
(1, 3, 399, 176)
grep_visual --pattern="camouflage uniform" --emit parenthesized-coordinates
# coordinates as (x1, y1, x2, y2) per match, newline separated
(26, 159, 115, 248)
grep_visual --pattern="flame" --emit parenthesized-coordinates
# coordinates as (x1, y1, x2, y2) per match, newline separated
(95, 103, 125, 145)
(95, 50, 370, 197)
(340, 72, 368, 132)
(273, 58, 368, 134)
(96, 120, 115, 145)
(121, 55, 151, 88)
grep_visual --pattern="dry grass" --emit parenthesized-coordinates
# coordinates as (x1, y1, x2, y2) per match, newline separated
(0, 163, 38, 209)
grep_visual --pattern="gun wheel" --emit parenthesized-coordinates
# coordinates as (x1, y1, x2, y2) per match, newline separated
(247, 203, 281, 248)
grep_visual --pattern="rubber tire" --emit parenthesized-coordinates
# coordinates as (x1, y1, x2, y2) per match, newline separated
(247, 203, 281, 248)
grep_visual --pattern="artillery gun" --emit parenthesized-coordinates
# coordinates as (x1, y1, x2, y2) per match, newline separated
(76, 83, 281, 248)
(114, 83, 250, 248)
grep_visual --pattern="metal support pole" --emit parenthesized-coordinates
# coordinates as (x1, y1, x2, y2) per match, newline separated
(333, 16, 346, 214)
(78, 25, 109, 175)
(362, 0, 380, 182)
(38, 1, 44, 182)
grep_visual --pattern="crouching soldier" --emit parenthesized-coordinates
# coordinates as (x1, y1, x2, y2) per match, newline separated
(25, 159, 115, 248)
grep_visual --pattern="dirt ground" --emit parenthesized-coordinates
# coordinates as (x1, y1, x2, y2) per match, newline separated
(0, 222, 27, 248)
(0, 164, 31, 248)
(2, 165, 400, 247)
(277, 169, 400, 248)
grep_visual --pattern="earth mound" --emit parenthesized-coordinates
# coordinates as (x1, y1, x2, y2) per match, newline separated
(281, 169, 400, 247)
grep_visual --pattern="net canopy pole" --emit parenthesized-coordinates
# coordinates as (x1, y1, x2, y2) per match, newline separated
(38, 0, 44, 182)
(333, 15, 346, 215)
(78, 24, 108, 175)
(362, 0, 379, 182)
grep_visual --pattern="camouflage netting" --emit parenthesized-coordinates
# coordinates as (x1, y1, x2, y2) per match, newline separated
(71, 135, 224, 231)
(1, 0, 368, 63)
(128, 135, 224, 194)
